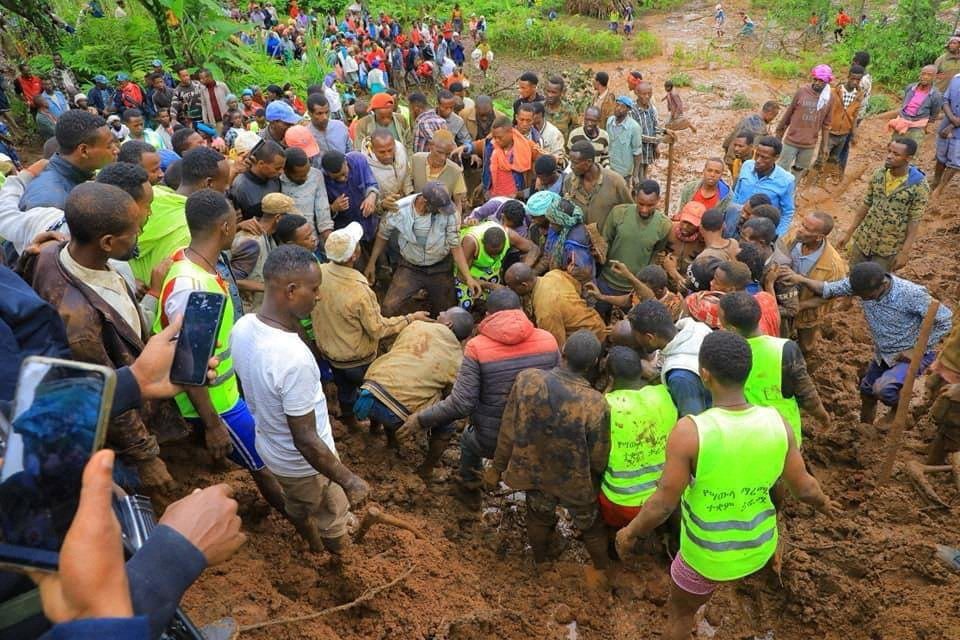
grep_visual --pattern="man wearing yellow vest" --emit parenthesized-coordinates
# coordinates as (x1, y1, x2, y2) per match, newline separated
(155, 189, 286, 515)
(718, 291, 832, 445)
(598, 346, 679, 529)
(454, 221, 509, 310)
(615, 330, 840, 640)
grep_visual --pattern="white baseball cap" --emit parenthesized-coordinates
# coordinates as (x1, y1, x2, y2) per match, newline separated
(324, 222, 364, 263)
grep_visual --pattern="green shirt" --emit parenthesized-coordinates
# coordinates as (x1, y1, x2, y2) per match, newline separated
(129, 186, 190, 284)
(601, 205, 672, 291)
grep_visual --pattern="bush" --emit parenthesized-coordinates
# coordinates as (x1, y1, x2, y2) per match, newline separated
(667, 72, 692, 87)
(631, 31, 662, 59)
(694, 83, 716, 93)
(864, 94, 894, 116)
(728, 92, 754, 110)
(488, 15, 623, 61)
(755, 57, 804, 79)
(671, 43, 724, 69)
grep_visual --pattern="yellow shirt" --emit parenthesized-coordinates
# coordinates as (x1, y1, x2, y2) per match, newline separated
(884, 169, 907, 195)
(531, 269, 608, 347)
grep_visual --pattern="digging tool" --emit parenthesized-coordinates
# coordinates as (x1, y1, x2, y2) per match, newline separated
(877, 299, 942, 487)
(663, 137, 675, 215)
(354, 505, 424, 542)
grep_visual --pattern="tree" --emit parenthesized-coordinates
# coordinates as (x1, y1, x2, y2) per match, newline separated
(0, 0, 62, 49)
(134, 0, 177, 59)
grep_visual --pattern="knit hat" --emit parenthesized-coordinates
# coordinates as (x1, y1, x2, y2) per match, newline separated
(261, 192, 298, 215)
(524, 190, 560, 217)
(234, 130, 261, 155)
(325, 222, 364, 262)
(284, 124, 320, 157)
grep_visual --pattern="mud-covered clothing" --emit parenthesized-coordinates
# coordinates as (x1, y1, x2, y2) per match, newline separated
(775, 84, 833, 149)
(774, 231, 847, 331)
(530, 269, 607, 347)
(418, 309, 559, 456)
(561, 166, 632, 230)
(493, 367, 610, 506)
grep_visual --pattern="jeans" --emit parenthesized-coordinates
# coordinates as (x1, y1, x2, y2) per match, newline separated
(665, 368, 712, 417)
(860, 352, 935, 407)
(331, 364, 368, 419)
(722, 204, 742, 239)
(459, 425, 485, 484)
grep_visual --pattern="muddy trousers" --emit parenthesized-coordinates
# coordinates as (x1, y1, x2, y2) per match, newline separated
(525, 491, 610, 569)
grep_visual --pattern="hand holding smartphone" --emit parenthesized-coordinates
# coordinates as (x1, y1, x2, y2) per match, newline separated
(170, 291, 227, 387)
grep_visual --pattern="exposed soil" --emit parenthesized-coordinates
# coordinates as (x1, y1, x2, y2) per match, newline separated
(169, 4, 960, 639)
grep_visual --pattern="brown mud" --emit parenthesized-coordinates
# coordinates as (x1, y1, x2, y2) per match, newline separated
(169, 4, 960, 639)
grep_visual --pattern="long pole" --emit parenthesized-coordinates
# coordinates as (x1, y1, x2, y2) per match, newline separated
(663, 139, 675, 216)
(877, 299, 942, 486)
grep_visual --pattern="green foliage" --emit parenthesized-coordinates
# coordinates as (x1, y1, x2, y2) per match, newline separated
(667, 72, 692, 87)
(754, 0, 833, 28)
(864, 93, 894, 116)
(631, 30, 662, 59)
(834, 0, 950, 90)
(53, 15, 164, 82)
(755, 57, 804, 79)
(728, 92, 754, 110)
(694, 82, 716, 93)
(488, 13, 623, 61)
(670, 42, 724, 69)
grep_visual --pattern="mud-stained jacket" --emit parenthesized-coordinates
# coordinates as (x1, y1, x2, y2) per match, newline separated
(418, 309, 559, 455)
(492, 367, 610, 505)
(24, 243, 187, 464)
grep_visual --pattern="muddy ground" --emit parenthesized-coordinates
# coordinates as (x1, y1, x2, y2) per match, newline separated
(166, 4, 960, 639)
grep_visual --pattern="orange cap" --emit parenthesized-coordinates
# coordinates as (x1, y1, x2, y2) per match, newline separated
(284, 125, 320, 158)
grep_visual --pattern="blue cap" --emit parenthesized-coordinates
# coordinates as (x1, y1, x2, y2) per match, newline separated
(615, 95, 634, 108)
(196, 123, 217, 137)
(158, 148, 180, 171)
(151, 59, 163, 67)
(265, 100, 302, 124)
(242, 88, 254, 97)
(116, 72, 130, 81)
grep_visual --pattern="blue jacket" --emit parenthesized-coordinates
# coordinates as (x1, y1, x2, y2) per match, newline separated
(732, 159, 797, 236)
(0, 265, 71, 401)
(87, 86, 115, 115)
(323, 152, 380, 241)
(19, 154, 94, 210)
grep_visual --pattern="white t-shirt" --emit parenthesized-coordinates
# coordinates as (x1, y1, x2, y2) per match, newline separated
(231, 315, 338, 477)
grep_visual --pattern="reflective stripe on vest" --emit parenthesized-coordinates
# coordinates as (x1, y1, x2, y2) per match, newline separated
(601, 385, 678, 507)
(680, 405, 787, 581)
(744, 335, 803, 446)
(155, 256, 239, 417)
(458, 220, 510, 280)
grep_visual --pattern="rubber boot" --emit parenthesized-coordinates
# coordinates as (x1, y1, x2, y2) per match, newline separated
(416, 433, 452, 481)
(322, 533, 350, 555)
(581, 519, 612, 570)
(526, 510, 555, 564)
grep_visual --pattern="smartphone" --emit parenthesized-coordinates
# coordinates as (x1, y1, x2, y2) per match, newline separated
(0, 357, 115, 572)
(170, 291, 226, 386)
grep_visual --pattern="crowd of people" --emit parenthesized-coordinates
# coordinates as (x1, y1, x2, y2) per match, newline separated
(1, 3, 960, 639)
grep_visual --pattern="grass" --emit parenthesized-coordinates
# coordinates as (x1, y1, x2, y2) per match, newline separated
(671, 43, 725, 69)
(755, 57, 805, 79)
(728, 92, 755, 110)
(667, 72, 692, 88)
(864, 94, 894, 116)
(488, 14, 624, 62)
(631, 31, 662, 59)
(694, 82, 716, 93)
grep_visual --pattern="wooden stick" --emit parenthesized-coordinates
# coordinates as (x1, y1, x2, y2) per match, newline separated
(663, 140, 675, 216)
(237, 565, 415, 633)
(877, 299, 941, 486)
(354, 506, 424, 543)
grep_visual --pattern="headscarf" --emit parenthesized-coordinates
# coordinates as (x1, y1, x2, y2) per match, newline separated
(811, 64, 834, 110)
(545, 198, 584, 264)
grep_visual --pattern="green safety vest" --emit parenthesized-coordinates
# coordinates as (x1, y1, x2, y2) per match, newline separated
(744, 335, 803, 446)
(602, 385, 679, 507)
(680, 406, 788, 581)
(459, 220, 510, 281)
(153, 256, 239, 418)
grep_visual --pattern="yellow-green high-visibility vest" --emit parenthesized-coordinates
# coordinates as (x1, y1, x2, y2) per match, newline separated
(459, 220, 510, 281)
(680, 405, 787, 581)
(744, 335, 803, 446)
(602, 385, 679, 507)
(153, 254, 239, 418)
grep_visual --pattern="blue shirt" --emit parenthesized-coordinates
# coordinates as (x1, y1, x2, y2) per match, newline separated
(324, 152, 380, 241)
(822, 274, 953, 364)
(20, 154, 94, 210)
(308, 120, 353, 155)
(43, 90, 69, 117)
(732, 159, 797, 236)
(605, 115, 644, 179)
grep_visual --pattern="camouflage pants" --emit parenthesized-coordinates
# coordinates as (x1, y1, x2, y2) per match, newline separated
(927, 372, 960, 453)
